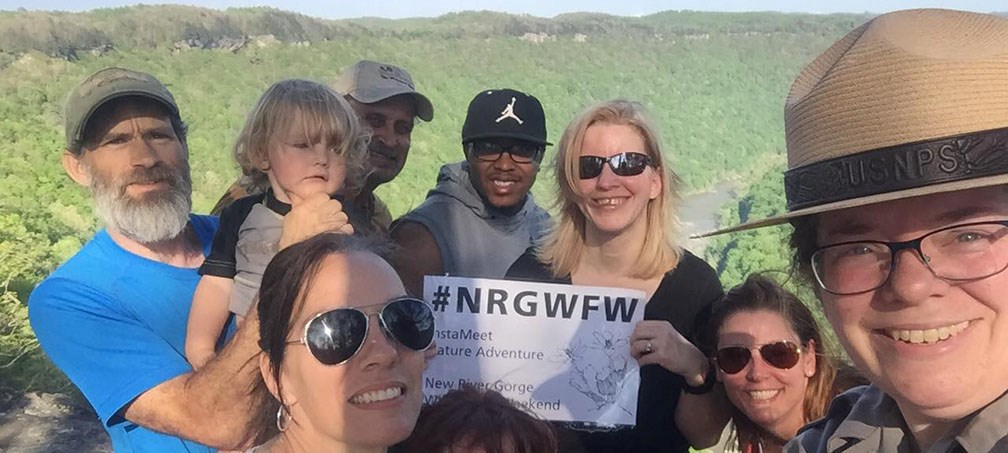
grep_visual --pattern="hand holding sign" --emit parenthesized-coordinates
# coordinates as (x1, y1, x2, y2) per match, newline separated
(631, 320, 709, 387)
(279, 190, 354, 250)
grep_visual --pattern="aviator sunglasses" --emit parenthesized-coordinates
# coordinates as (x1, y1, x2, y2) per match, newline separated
(578, 152, 654, 179)
(289, 297, 435, 366)
(715, 341, 803, 374)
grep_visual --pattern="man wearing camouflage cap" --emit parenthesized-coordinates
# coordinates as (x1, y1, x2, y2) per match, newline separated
(28, 67, 285, 451)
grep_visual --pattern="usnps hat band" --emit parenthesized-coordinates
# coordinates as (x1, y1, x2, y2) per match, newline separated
(785, 126, 1008, 212)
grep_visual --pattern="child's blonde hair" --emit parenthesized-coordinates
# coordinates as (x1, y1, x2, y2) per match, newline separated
(233, 79, 368, 195)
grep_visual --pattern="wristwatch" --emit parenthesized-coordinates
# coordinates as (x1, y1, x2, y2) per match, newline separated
(682, 359, 716, 395)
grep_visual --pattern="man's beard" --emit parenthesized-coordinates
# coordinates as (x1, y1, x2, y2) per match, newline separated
(90, 161, 193, 245)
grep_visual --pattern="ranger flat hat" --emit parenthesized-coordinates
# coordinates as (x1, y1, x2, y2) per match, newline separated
(64, 67, 179, 152)
(701, 9, 1008, 237)
(334, 60, 434, 122)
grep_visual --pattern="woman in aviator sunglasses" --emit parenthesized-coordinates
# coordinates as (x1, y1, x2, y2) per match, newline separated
(703, 275, 861, 453)
(245, 233, 435, 452)
(507, 100, 727, 452)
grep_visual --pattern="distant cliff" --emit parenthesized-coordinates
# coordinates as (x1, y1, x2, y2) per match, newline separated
(0, 6, 874, 60)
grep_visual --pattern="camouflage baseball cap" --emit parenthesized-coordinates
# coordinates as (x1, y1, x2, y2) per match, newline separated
(64, 67, 179, 152)
(334, 60, 434, 122)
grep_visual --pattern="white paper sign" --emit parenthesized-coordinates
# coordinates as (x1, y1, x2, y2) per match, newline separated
(423, 275, 646, 426)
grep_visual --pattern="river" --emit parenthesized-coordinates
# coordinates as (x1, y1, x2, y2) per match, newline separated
(680, 180, 738, 255)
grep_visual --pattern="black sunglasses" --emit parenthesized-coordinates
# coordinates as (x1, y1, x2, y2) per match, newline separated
(715, 341, 802, 375)
(578, 152, 653, 179)
(289, 297, 435, 366)
(467, 141, 544, 164)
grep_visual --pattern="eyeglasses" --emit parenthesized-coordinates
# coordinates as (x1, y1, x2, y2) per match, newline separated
(811, 220, 1008, 295)
(715, 341, 802, 374)
(288, 297, 435, 365)
(466, 141, 544, 164)
(578, 152, 654, 179)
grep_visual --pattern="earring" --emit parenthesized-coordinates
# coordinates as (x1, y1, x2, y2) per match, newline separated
(276, 404, 291, 432)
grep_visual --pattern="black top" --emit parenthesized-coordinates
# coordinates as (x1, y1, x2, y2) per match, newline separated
(505, 249, 724, 453)
(200, 190, 370, 278)
(199, 191, 282, 278)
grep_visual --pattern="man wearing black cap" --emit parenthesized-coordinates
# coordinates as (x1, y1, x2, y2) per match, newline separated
(391, 88, 551, 297)
(28, 67, 297, 451)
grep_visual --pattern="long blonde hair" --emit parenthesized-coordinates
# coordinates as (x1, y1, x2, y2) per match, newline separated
(537, 99, 683, 279)
(233, 79, 368, 194)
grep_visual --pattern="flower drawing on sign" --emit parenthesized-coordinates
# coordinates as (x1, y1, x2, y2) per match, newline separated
(561, 330, 630, 411)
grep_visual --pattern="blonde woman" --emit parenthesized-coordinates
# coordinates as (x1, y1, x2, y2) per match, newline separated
(507, 100, 727, 452)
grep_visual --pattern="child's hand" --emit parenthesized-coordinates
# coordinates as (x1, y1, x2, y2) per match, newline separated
(279, 191, 354, 249)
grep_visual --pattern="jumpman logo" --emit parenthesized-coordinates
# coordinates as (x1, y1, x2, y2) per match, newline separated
(495, 97, 524, 124)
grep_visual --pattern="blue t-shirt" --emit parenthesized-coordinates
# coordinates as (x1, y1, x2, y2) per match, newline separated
(29, 215, 219, 452)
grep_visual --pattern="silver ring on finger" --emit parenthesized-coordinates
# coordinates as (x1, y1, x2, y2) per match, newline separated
(645, 341, 654, 354)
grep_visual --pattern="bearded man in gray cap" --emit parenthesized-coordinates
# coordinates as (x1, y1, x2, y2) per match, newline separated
(391, 88, 551, 297)
(29, 67, 335, 451)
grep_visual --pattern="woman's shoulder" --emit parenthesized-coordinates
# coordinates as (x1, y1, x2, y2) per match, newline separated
(666, 249, 717, 278)
(657, 250, 722, 296)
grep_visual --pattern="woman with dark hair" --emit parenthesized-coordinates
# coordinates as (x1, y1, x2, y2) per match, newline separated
(704, 275, 852, 453)
(402, 385, 558, 453)
(246, 232, 435, 452)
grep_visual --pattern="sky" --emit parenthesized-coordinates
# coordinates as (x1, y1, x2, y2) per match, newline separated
(0, 0, 1002, 19)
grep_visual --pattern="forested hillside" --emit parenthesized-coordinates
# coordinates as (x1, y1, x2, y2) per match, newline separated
(0, 6, 868, 391)
(702, 165, 832, 344)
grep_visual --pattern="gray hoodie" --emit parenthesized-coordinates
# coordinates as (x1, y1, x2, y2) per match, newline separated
(396, 161, 551, 279)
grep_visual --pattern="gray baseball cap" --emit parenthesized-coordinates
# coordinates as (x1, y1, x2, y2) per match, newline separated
(334, 60, 434, 122)
(64, 67, 179, 152)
